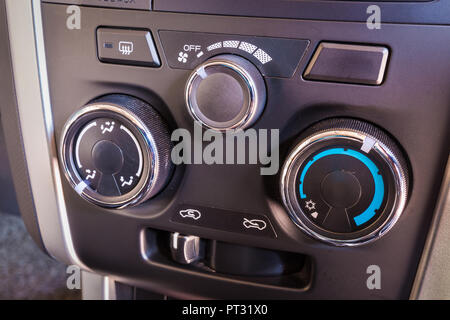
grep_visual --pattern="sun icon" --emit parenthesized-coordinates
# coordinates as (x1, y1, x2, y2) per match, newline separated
(305, 200, 316, 211)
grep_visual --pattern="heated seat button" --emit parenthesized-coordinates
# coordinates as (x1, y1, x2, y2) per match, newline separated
(304, 42, 389, 85)
(97, 28, 160, 67)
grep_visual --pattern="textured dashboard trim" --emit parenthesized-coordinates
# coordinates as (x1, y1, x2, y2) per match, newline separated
(5, 0, 88, 268)
(411, 156, 450, 299)
(0, 1, 45, 252)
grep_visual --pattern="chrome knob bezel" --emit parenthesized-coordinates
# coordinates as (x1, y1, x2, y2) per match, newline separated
(280, 128, 409, 247)
(60, 99, 169, 209)
(185, 54, 266, 131)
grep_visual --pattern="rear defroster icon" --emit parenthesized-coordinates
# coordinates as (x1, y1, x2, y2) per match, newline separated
(119, 41, 134, 55)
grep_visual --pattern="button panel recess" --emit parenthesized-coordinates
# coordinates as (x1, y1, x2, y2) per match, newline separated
(159, 30, 309, 77)
(171, 205, 277, 238)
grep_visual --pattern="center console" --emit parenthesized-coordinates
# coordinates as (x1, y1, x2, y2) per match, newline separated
(3, 0, 450, 299)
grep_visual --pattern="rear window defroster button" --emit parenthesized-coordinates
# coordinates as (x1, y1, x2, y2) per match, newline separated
(97, 28, 160, 67)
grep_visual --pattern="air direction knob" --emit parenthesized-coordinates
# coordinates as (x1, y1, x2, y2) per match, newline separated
(60, 94, 173, 208)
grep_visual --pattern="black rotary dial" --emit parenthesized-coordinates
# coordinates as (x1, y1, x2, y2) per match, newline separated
(73, 117, 142, 196)
(61, 94, 173, 208)
(281, 118, 409, 246)
(185, 54, 266, 131)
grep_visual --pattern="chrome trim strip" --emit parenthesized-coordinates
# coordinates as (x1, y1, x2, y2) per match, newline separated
(81, 271, 116, 300)
(6, 0, 89, 268)
(410, 156, 450, 299)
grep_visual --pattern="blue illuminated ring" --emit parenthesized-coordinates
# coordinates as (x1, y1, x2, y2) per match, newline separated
(280, 129, 408, 246)
(299, 148, 384, 226)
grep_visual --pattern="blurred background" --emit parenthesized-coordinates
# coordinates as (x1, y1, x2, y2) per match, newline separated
(0, 122, 80, 300)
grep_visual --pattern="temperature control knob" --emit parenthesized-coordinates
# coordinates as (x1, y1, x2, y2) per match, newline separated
(60, 94, 173, 208)
(185, 54, 266, 131)
(280, 118, 409, 246)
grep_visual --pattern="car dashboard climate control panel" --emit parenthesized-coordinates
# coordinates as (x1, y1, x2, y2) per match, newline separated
(12, 1, 450, 299)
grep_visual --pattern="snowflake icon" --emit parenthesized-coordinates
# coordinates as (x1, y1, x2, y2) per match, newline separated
(305, 200, 316, 211)
(177, 51, 188, 63)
